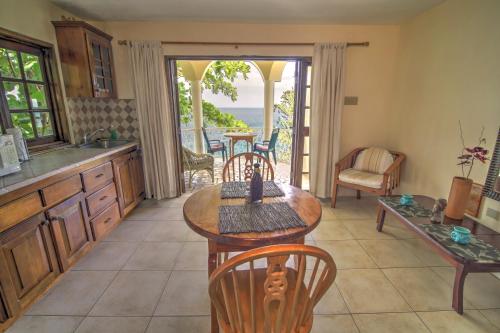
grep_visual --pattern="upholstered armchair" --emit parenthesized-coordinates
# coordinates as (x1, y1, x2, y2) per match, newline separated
(331, 147, 405, 207)
(182, 146, 214, 187)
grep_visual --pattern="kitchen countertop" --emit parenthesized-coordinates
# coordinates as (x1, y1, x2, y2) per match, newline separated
(0, 142, 139, 196)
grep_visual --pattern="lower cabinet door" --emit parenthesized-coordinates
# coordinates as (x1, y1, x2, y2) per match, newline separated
(0, 213, 60, 315)
(47, 193, 93, 271)
(131, 150, 145, 202)
(0, 291, 8, 323)
(112, 153, 136, 216)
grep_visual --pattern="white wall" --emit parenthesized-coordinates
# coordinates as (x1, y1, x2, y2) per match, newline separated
(388, 0, 500, 229)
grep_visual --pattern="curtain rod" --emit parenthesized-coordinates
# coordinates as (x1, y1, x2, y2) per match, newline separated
(116, 40, 369, 47)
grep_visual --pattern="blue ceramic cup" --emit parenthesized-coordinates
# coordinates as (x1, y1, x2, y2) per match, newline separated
(451, 226, 471, 245)
(400, 194, 413, 206)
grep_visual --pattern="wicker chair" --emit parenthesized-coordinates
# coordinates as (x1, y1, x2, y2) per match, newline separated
(331, 147, 405, 208)
(182, 146, 214, 187)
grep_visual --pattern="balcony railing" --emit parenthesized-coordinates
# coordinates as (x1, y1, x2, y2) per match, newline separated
(180, 127, 293, 163)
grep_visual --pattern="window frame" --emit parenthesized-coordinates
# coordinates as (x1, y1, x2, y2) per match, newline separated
(0, 28, 69, 149)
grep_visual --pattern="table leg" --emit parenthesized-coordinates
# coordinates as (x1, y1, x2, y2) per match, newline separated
(376, 206, 386, 232)
(208, 240, 219, 333)
(452, 264, 468, 314)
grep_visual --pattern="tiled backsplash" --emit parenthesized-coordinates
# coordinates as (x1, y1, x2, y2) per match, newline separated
(66, 97, 140, 144)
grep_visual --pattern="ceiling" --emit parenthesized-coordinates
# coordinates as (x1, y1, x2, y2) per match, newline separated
(50, 0, 444, 24)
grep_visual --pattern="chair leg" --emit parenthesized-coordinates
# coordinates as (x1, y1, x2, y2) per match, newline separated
(331, 182, 339, 208)
(272, 150, 277, 164)
(264, 151, 270, 161)
(356, 190, 361, 199)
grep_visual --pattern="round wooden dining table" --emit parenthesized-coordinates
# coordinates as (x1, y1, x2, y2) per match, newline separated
(223, 132, 257, 156)
(183, 183, 322, 333)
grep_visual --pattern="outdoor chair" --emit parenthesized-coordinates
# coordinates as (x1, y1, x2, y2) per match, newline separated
(203, 127, 228, 162)
(222, 152, 274, 182)
(182, 146, 214, 187)
(331, 147, 406, 207)
(253, 128, 280, 164)
(209, 244, 337, 333)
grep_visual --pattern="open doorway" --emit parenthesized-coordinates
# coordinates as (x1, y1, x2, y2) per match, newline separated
(167, 57, 311, 191)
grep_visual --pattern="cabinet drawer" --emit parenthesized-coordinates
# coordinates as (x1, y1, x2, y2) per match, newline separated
(90, 202, 120, 240)
(86, 182, 117, 217)
(82, 162, 113, 193)
(42, 175, 82, 207)
(0, 193, 43, 233)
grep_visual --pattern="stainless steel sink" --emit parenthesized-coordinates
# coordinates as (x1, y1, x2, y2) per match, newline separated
(78, 140, 131, 149)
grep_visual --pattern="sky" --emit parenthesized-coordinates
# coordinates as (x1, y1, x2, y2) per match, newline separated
(202, 61, 296, 108)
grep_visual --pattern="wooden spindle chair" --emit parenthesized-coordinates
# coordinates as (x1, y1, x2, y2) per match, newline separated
(209, 244, 337, 333)
(222, 152, 274, 182)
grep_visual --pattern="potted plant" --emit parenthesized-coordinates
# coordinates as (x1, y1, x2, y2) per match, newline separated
(445, 122, 489, 220)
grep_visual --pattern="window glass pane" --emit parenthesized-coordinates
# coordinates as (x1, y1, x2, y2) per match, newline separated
(96, 77, 104, 89)
(27, 83, 48, 109)
(305, 87, 311, 108)
(0, 48, 21, 78)
(3, 81, 28, 109)
(102, 47, 110, 64)
(95, 66, 104, 76)
(21, 53, 43, 81)
(105, 78, 113, 91)
(92, 43, 100, 60)
(303, 136, 309, 154)
(11, 112, 34, 139)
(304, 107, 310, 127)
(302, 155, 310, 173)
(34, 112, 54, 137)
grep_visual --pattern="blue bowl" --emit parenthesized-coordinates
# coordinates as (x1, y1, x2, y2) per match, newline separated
(400, 194, 413, 206)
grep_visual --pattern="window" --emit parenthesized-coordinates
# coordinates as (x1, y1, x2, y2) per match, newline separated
(0, 39, 59, 145)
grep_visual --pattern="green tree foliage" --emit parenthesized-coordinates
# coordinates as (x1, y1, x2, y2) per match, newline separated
(177, 61, 250, 129)
(274, 89, 295, 162)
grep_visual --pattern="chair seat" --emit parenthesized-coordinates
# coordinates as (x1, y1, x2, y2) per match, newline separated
(211, 142, 225, 149)
(215, 267, 313, 333)
(255, 143, 269, 151)
(338, 168, 383, 189)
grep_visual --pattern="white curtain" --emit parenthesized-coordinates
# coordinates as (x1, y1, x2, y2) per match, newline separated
(129, 41, 179, 199)
(310, 43, 347, 198)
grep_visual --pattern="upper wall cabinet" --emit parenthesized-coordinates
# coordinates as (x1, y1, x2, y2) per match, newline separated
(52, 21, 116, 98)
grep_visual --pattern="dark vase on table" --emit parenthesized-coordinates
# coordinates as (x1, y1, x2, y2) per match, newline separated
(250, 163, 263, 203)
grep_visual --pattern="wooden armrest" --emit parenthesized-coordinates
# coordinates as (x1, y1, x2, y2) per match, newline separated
(383, 153, 406, 176)
(335, 148, 365, 170)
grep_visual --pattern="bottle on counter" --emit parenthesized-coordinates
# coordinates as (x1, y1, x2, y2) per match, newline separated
(109, 126, 118, 140)
(250, 163, 263, 203)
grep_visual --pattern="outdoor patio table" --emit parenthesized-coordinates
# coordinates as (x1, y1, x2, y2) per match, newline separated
(376, 195, 500, 315)
(183, 183, 322, 333)
(224, 132, 257, 156)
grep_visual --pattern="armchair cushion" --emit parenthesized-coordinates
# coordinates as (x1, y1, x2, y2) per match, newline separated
(210, 142, 224, 149)
(353, 147, 394, 175)
(255, 143, 269, 151)
(338, 168, 383, 189)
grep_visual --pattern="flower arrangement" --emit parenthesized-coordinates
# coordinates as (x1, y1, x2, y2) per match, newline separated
(457, 121, 489, 179)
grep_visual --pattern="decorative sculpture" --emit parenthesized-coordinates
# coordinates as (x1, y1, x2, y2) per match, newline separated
(431, 198, 448, 224)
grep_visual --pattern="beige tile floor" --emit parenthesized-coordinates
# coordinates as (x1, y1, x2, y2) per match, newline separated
(6, 195, 500, 333)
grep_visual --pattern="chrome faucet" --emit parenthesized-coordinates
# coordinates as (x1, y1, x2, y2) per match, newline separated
(82, 128, 105, 144)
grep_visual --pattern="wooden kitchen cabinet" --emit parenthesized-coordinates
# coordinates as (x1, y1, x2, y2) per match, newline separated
(0, 214, 60, 315)
(0, 291, 8, 323)
(52, 21, 116, 98)
(47, 193, 93, 271)
(113, 151, 145, 217)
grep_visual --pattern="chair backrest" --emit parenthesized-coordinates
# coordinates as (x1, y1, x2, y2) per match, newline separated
(202, 127, 211, 150)
(268, 128, 280, 148)
(222, 152, 274, 182)
(353, 147, 394, 174)
(209, 244, 337, 333)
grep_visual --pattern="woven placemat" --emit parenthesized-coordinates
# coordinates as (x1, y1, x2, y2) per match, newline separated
(221, 181, 285, 199)
(419, 224, 500, 263)
(379, 196, 432, 218)
(219, 202, 307, 234)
